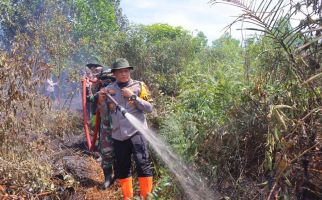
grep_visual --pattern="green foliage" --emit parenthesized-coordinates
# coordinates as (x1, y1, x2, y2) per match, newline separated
(195, 31, 208, 47)
(0, 0, 32, 47)
(148, 36, 197, 95)
(151, 168, 179, 200)
(144, 23, 188, 42)
(72, 0, 119, 38)
(208, 1, 322, 198)
(212, 33, 241, 65)
(107, 24, 199, 96)
(69, 0, 121, 65)
(158, 114, 189, 157)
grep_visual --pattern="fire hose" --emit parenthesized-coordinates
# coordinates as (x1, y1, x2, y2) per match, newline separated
(81, 78, 100, 151)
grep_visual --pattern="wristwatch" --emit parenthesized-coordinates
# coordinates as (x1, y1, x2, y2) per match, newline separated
(130, 94, 137, 100)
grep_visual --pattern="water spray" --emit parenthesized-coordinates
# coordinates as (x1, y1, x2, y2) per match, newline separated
(103, 93, 221, 200)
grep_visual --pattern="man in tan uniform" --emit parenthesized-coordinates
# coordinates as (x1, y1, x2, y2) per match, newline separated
(99, 58, 153, 199)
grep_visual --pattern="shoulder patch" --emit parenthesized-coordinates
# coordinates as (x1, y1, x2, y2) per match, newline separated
(139, 82, 153, 102)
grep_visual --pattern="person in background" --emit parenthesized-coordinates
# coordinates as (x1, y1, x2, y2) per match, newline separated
(86, 63, 116, 189)
(98, 58, 153, 199)
(85, 63, 103, 128)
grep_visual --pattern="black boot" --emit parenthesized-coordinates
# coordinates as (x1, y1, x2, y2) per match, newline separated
(102, 167, 114, 189)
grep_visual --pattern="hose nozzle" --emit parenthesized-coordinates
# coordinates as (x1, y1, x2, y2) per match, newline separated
(105, 93, 128, 116)
(117, 105, 127, 116)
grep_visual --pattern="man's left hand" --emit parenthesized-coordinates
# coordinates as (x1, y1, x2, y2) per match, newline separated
(121, 88, 134, 98)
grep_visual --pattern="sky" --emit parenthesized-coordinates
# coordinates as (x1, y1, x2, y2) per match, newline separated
(120, 0, 306, 44)
(120, 0, 246, 43)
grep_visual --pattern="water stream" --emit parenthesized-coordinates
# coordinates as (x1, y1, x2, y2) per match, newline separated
(124, 113, 221, 200)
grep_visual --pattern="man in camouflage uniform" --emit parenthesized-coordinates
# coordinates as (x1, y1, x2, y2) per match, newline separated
(85, 63, 116, 188)
(96, 69, 116, 189)
(98, 106, 115, 189)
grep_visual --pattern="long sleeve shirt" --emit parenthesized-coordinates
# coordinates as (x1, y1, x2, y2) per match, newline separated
(105, 79, 153, 141)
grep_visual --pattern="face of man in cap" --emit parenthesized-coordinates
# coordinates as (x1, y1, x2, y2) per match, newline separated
(111, 58, 133, 83)
(113, 68, 131, 83)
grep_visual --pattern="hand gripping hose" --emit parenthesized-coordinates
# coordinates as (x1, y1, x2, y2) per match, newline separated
(105, 93, 127, 116)
(81, 78, 100, 151)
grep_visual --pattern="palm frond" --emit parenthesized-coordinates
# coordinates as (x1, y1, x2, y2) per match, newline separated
(296, 35, 322, 52)
(210, 0, 309, 62)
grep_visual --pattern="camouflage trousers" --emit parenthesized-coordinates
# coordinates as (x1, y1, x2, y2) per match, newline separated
(99, 114, 114, 169)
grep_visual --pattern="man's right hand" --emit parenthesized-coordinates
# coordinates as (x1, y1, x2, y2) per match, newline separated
(98, 88, 116, 104)
(98, 88, 107, 104)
